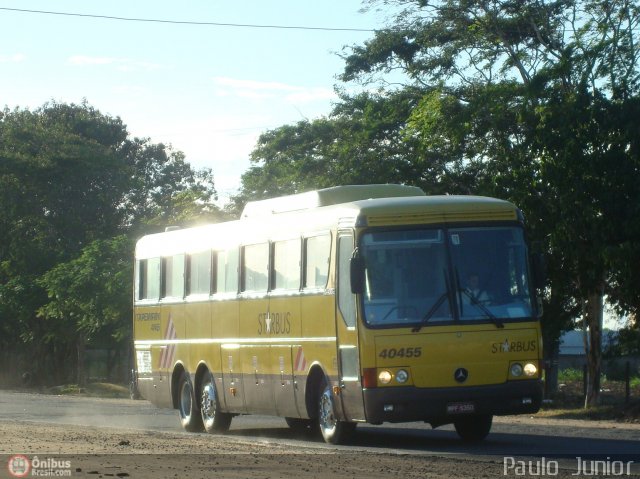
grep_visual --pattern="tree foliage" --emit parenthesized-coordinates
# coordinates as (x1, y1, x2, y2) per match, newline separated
(37, 236, 133, 385)
(123, 140, 224, 229)
(239, 0, 640, 406)
(230, 87, 479, 214)
(37, 236, 133, 341)
(352, 0, 640, 407)
(0, 101, 222, 385)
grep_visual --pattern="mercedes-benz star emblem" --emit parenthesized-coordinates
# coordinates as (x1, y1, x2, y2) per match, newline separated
(454, 367, 468, 383)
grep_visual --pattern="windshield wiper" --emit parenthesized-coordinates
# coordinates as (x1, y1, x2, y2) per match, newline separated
(455, 268, 504, 329)
(411, 292, 449, 333)
(459, 288, 504, 328)
(412, 269, 452, 333)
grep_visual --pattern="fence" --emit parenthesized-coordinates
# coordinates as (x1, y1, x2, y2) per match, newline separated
(551, 356, 640, 404)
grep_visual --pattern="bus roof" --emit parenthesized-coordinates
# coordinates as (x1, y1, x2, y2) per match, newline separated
(241, 184, 425, 218)
(351, 195, 519, 227)
(135, 187, 520, 259)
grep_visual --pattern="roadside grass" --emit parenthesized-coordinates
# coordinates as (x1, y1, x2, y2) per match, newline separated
(537, 405, 627, 421)
(46, 382, 129, 398)
(538, 368, 640, 423)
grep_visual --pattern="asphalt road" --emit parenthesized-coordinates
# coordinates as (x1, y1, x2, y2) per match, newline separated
(1, 390, 638, 468)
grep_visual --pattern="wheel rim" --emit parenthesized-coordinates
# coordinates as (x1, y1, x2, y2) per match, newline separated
(180, 381, 192, 418)
(201, 381, 216, 422)
(319, 388, 336, 435)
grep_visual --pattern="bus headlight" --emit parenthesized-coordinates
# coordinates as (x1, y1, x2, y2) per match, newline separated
(395, 369, 409, 384)
(524, 362, 538, 377)
(378, 370, 392, 384)
(510, 363, 523, 377)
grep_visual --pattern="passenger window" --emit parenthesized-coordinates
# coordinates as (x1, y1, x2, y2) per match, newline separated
(304, 234, 331, 289)
(273, 239, 301, 290)
(138, 258, 160, 300)
(187, 251, 212, 296)
(162, 254, 185, 299)
(242, 243, 269, 292)
(216, 249, 239, 294)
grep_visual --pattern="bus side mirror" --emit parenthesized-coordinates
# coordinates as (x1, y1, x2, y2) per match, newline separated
(350, 256, 365, 295)
(532, 253, 546, 290)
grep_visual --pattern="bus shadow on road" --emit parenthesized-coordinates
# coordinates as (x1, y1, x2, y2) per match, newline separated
(225, 426, 322, 442)
(225, 424, 640, 463)
(352, 425, 640, 462)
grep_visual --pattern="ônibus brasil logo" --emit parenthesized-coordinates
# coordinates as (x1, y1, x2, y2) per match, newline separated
(7, 455, 31, 478)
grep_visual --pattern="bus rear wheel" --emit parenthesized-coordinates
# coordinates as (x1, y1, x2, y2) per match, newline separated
(317, 381, 356, 444)
(454, 414, 492, 442)
(177, 371, 204, 432)
(200, 373, 232, 433)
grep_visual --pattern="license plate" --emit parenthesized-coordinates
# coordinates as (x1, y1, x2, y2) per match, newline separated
(447, 402, 475, 414)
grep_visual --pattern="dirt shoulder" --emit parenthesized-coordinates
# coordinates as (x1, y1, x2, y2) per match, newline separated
(493, 414, 640, 436)
(0, 420, 497, 479)
(2, 418, 640, 479)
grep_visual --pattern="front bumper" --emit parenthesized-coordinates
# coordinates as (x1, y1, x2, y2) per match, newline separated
(363, 379, 543, 424)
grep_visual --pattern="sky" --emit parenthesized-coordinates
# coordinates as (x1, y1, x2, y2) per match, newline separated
(0, 1, 390, 202)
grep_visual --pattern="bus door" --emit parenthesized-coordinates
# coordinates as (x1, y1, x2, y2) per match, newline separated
(239, 242, 275, 415)
(269, 238, 303, 417)
(270, 344, 299, 417)
(240, 296, 275, 414)
(335, 232, 366, 421)
(220, 342, 244, 412)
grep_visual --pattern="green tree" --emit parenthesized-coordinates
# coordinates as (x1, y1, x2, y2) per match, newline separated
(0, 102, 133, 383)
(231, 88, 480, 215)
(338, 0, 640, 407)
(123, 139, 225, 229)
(37, 236, 133, 386)
(0, 101, 224, 385)
(0, 102, 129, 271)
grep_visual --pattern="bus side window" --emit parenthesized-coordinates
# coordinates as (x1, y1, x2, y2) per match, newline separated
(187, 250, 212, 296)
(215, 249, 239, 294)
(162, 254, 185, 299)
(242, 243, 269, 292)
(138, 257, 160, 301)
(304, 234, 331, 290)
(136, 260, 144, 300)
(273, 239, 301, 290)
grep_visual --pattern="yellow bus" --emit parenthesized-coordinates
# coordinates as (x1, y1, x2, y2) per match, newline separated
(133, 184, 544, 444)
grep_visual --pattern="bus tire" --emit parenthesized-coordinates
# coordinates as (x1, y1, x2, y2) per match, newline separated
(177, 371, 204, 432)
(317, 380, 356, 444)
(200, 372, 232, 433)
(454, 414, 492, 442)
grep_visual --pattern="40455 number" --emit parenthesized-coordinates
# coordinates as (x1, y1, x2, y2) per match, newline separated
(378, 347, 422, 359)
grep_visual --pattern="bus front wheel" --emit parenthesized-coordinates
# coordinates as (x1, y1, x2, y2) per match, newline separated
(177, 371, 204, 432)
(317, 381, 356, 444)
(454, 414, 492, 442)
(200, 373, 232, 433)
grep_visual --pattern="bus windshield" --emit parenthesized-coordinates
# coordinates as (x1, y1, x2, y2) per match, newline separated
(361, 226, 534, 327)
